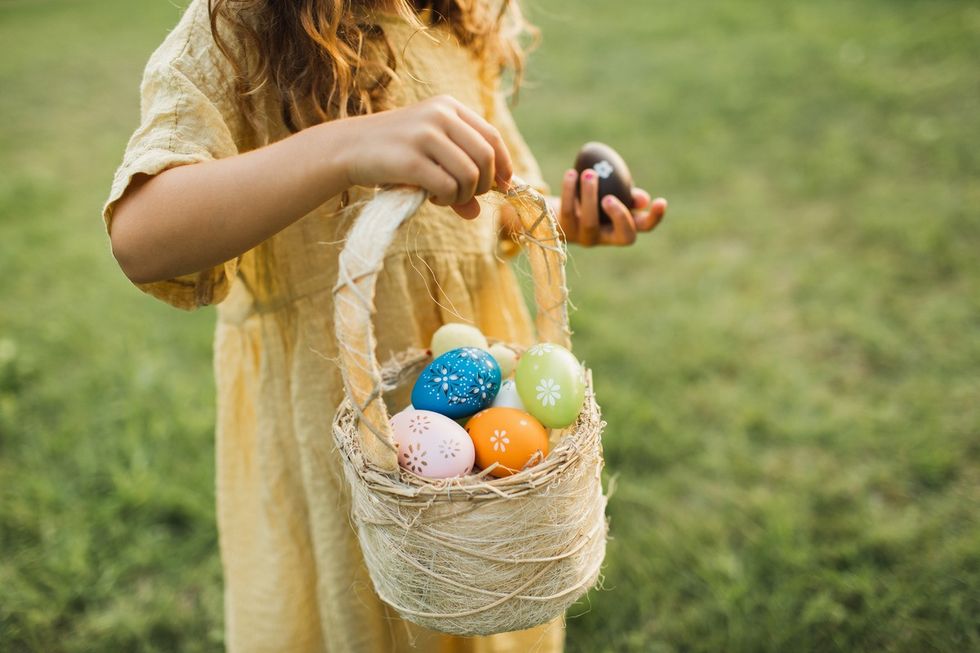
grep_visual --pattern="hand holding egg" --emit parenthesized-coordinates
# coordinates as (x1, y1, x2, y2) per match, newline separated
(557, 141, 668, 247)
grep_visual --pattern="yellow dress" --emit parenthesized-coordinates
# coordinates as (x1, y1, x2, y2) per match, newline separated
(103, 2, 564, 652)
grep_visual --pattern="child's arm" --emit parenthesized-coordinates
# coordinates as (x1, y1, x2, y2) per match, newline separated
(110, 95, 512, 285)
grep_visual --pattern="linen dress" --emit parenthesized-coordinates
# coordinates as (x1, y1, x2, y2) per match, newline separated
(103, 2, 565, 652)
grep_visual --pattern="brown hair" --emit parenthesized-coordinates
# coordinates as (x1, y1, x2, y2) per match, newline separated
(208, 0, 538, 132)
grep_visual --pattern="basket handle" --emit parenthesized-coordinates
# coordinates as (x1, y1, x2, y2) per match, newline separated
(333, 180, 571, 473)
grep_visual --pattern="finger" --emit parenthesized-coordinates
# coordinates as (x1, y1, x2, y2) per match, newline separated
(443, 117, 497, 197)
(599, 195, 637, 246)
(423, 135, 480, 206)
(558, 169, 579, 239)
(451, 101, 514, 188)
(631, 187, 652, 210)
(577, 169, 600, 247)
(451, 197, 482, 220)
(413, 157, 459, 206)
(635, 197, 668, 231)
(498, 202, 521, 235)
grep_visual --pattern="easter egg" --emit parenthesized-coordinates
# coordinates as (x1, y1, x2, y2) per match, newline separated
(574, 142, 634, 225)
(389, 407, 475, 478)
(430, 323, 488, 357)
(411, 347, 501, 419)
(514, 343, 586, 429)
(488, 343, 519, 378)
(465, 407, 549, 478)
(491, 379, 525, 411)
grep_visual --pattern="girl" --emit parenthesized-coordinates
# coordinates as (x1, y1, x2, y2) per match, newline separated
(104, 1, 666, 651)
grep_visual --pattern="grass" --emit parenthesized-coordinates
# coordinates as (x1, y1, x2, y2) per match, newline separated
(1, 0, 978, 651)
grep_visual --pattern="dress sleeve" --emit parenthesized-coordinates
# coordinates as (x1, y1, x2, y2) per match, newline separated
(103, 43, 241, 310)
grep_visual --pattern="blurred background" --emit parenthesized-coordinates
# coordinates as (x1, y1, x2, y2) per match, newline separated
(1, 0, 978, 651)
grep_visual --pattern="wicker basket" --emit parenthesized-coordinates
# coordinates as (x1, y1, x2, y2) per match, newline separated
(331, 181, 608, 636)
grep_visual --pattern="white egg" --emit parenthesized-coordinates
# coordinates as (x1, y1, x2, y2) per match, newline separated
(490, 379, 525, 410)
(430, 323, 488, 357)
(489, 343, 519, 378)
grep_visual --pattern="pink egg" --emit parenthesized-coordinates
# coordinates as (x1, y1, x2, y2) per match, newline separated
(389, 408, 475, 479)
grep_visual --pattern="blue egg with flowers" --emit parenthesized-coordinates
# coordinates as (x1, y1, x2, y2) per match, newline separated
(411, 347, 501, 419)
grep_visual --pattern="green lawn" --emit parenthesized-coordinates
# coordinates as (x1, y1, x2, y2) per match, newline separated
(1, 0, 978, 651)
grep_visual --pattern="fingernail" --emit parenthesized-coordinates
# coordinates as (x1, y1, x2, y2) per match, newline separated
(565, 170, 577, 180)
(583, 170, 595, 181)
(602, 196, 614, 207)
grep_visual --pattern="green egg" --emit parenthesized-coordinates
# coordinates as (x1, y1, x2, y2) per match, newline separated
(514, 343, 586, 429)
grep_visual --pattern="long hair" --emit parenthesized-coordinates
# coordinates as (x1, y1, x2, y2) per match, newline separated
(208, 0, 538, 132)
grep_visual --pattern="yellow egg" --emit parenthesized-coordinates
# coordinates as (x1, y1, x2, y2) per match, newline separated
(430, 323, 488, 357)
(465, 408, 548, 478)
(488, 343, 519, 378)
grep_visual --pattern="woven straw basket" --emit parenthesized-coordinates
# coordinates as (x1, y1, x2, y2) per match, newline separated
(331, 180, 608, 636)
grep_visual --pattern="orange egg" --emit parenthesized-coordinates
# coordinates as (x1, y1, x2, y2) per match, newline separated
(465, 407, 549, 478)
